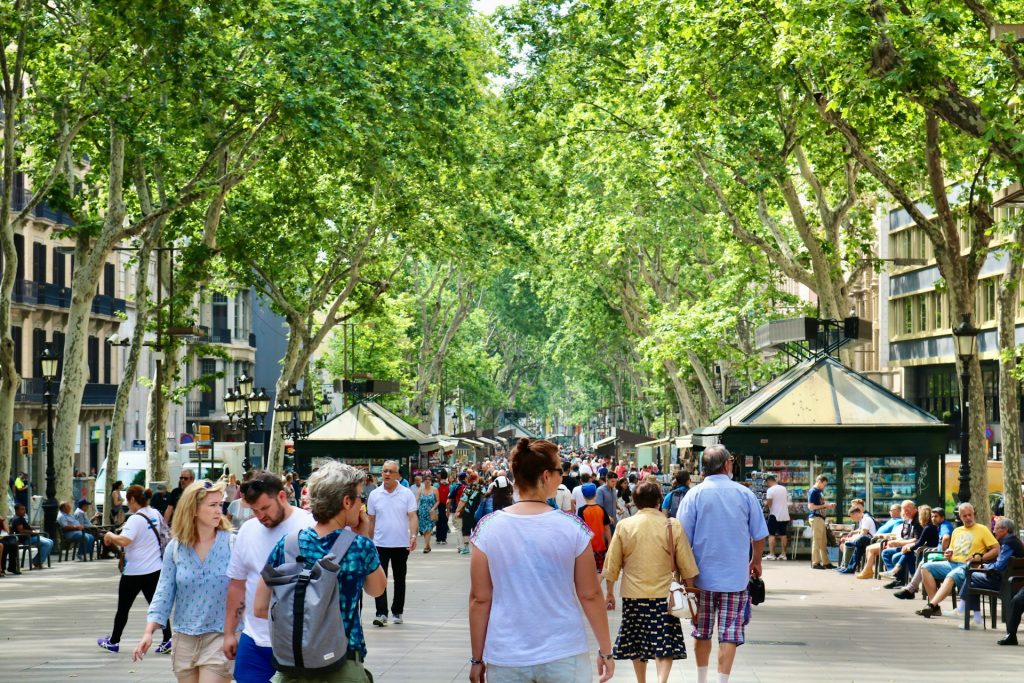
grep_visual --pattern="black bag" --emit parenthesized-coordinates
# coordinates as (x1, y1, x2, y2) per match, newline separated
(748, 576, 766, 605)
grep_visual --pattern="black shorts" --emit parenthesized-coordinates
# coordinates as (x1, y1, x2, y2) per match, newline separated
(767, 515, 789, 537)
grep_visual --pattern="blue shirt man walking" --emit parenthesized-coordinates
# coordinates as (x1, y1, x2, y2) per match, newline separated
(678, 445, 768, 683)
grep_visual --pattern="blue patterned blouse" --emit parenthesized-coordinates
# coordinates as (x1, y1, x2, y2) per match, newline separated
(267, 527, 381, 658)
(147, 531, 234, 635)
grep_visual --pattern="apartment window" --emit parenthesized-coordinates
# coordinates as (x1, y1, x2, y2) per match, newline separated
(14, 234, 24, 281)
(932, 292, 941, 330)
(918, 295, 928, 332)
(52, 250, 65, 288)
(200, 358, 218, 410)
(892, 231, 911, 259)
(32, 328, 46, 377)
(87, 335, 99, 383)
(104, 263, 115, 297)
(982, 279, 997, 322)
(913, 231, 926, 260)
(11, 326, 22, 375)
(53, 331, 65, 376)
(33, 243, 47, 284)
(898, 299, 912, 334)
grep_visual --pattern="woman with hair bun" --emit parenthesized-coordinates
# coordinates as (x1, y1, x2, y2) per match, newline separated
(98, 485, 173, 654)
(468, 438, 615, 683)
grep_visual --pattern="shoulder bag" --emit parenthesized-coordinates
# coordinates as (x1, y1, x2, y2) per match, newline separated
(665, 519, 699, 622)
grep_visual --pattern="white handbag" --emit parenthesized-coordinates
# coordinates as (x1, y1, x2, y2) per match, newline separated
(665, 520, 699, 621)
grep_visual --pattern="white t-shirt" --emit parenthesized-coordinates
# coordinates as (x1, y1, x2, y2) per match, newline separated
(367, 484, 417, 548)
(765, 484, 790, 521)
(578, 462, 594, 477)
(554, 484, 573, 512)
(226, 507, 313, 646)
(858, 515, 878, 536)
(122, 507, 165, 576)
(570, 485, 587, 510)
(471, 509, 592, 667)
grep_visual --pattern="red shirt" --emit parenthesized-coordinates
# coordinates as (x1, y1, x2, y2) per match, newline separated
(437, 483, 450, 504)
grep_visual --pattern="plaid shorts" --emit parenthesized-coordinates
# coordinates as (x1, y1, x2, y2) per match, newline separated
(692, 590, 749, 645)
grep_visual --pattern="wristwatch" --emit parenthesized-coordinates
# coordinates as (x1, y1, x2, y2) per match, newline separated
(598, 651, 614, 661)
(469, 657, 483, 665)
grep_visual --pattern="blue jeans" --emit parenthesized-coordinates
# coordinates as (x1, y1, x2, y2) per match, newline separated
(959, 571, 1001, 611)
(235, 632, 275, 683)
(843, 536, 871, 570)
(881, 547, 901, 571)
(29, 535, 53, 565)
(894, 550, 916, 579)
(922, 560, 967, 587)
(63, 530, 94, 558)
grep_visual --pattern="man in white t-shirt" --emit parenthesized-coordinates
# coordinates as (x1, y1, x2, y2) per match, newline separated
(836, 506, 877, 574)
(554, 482, 573, 512)
(570, 472, 593, 512)
(224, 471, 312, 683)
(578, 460, 594, 477)
(763, 475, 791, 560)
(367, 459, 418, 627)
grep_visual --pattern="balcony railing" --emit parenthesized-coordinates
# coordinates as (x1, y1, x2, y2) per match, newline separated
(91, 295, 126, 317)
(12, 279, 38, 305)
(186, 400, 211, 418)
(38, 282, 72, 308)
(210, 328, 232, 344)
(10, 188, 75, 226)
(15, 377, 48, 403)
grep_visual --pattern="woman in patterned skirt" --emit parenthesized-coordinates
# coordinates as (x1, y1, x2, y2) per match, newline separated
(417, 475, 438, 553)
(603, 480, 699, 683)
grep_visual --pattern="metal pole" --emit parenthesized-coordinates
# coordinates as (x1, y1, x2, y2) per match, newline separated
(243, 401, 252, 473)
(42, 378, 58, 546)
(957, 360, 972, 505)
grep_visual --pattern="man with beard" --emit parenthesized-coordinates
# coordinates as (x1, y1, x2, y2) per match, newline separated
(223, 471, 312, 682)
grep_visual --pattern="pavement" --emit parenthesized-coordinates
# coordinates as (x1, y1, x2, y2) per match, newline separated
(0, 546, 1020, 682)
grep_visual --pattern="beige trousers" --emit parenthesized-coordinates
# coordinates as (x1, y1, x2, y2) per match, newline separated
(809, 516, 829, 565)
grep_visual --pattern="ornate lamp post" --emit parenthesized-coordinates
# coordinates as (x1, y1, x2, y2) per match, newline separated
(223, 373, 269, 472)
(952, 314, 979, 505)
(39, 344, 60, 545)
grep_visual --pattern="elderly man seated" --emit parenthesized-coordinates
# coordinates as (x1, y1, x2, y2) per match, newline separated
(856, 501, 920, 579)
(58, 499, 96, 560)
(914, 503, 998, 618)
(957, 518, 1024, 625)
(11, 503, 53, 568)
(836, 506, 877, 574)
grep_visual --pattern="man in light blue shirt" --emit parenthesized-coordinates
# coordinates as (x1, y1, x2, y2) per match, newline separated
(678, 445, 767, 683)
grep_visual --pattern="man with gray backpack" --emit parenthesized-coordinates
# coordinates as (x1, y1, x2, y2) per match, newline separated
(256, 461, 386, 682)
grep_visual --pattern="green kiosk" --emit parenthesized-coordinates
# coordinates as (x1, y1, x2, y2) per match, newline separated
(693, 318, 949, 522)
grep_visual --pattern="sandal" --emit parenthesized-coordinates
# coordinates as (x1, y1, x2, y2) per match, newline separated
(424, 547, 431, 554)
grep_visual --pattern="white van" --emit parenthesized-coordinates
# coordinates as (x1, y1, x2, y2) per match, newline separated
(94, 450, 185, 512)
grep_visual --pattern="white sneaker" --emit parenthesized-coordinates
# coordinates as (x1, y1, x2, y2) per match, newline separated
(764, 554, 776, 561)
(776, 554, 787, 561)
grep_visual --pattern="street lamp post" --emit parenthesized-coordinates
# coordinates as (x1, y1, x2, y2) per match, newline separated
(952, 313, 979, 505)
(276, 385, 318, 472)
(223, 373, 269, 473)
(39, 345, 60, 546)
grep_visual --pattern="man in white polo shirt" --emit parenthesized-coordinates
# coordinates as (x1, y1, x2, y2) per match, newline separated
(223, 471, 312, 683)
(367, 459, 418, 627)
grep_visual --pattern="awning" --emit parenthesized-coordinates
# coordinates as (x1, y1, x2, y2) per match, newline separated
(675, 435, 693, 449)
(593, 435, 616, 448)
(304, 400, 439, 454)
(636, 437, 671, 448)
(477, 436, 502, 448)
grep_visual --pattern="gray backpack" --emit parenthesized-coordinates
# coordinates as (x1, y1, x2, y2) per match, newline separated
(260, 529, 356, 675)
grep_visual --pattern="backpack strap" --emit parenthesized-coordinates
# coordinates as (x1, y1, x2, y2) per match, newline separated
(325, 529, 357, 562)
(283, 530, 302, 563)
(137, 512, 164, 558)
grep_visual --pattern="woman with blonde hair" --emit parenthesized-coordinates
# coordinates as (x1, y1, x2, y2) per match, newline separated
(132, 480, 236, 682)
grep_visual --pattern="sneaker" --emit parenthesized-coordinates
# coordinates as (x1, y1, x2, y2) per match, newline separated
(893, 589, 916, 600)
(878, 570, 897, 580)
(883, 580, 903, 589)
(97, 636, 119, 653)
(812, 563, 825, 570)
(916, 603, 941, 618)
(821, 564, 836, 570)
(372, 614, 388, 627)
(835, 567, 854, 574)
(392, 614, 403, 625)
(155, 639, 172, 654)
(763, 554, 776, 561)
(997, 634, 1018, 646)
(776, 554, 787, 561)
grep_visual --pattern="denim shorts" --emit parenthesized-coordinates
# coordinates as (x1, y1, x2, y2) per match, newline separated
(486, 653, 591, 683)
(922, 560, 967, 587)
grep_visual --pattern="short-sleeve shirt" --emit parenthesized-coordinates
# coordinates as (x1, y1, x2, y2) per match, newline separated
(73, 509, 94, 528)
(366, 485, 417, 548)
(121, 507, 164, 576)
(949, 523, 998, 563)
(58, 511, 78, 530)
(765, 484, 790, 521)
(226, 507, 313, 646)
(267, 528, 381, 658)
(471, 509, 592, 667)
(578, 504, 611, 552)
(807, 487, 825, 518)
(678, 474, 769, 593)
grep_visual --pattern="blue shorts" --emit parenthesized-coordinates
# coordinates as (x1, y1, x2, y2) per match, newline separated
(235, 632, 275, 683)
(923, 560, 967, 588)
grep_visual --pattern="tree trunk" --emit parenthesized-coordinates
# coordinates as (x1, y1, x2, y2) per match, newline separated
(267, 329, 307, 474)
(146, 341, 179, 485)
(665, 358, 702, 431)
(103, 240, 154, 524)
(53, 128, 126, 502)
(997, 233, 1024, 527)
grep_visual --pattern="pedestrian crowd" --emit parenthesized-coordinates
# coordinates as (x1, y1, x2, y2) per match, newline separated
(7, 437, 1023, 682)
